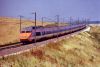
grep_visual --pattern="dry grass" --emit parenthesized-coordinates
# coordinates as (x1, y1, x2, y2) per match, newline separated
(0, 17, 67, 46)
(0, 17, 51, 45)
(0, 25, 100, 67)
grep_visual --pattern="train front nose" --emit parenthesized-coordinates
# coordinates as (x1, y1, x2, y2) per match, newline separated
(20, 33, 31, 42)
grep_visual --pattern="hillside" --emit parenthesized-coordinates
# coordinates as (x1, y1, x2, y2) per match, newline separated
(0, 25, 100, 67)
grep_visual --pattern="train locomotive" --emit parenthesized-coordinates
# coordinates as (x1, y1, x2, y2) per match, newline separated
(20, 24, 86, 43)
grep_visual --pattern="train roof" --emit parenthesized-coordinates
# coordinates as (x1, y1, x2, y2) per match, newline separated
(21, 24, 86, 31)
(21, 26, 43, 31)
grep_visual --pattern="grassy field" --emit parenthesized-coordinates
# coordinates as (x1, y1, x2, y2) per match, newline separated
(0, 17, 52, 46)
(0, 17, 68, 46)
(0, 25, 100, 67)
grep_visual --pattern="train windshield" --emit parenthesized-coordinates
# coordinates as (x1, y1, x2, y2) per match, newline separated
(21, 31, 31, 33)
(21, 31, 25, 33)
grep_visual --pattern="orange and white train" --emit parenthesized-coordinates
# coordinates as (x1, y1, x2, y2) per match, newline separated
(20, 24, 86, 44)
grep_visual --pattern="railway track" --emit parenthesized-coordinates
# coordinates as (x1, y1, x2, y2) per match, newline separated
(0, 43, 22, 51)
(0, 27, 89, 58)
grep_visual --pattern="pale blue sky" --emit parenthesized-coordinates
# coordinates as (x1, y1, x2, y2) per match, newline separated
(0, 0, 99, 21)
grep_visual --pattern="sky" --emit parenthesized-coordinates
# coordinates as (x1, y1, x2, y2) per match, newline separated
(0, 0, 100, 21)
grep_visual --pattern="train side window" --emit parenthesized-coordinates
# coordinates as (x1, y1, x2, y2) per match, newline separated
(42, 31, 45, 35)
(36, 32, 41, 36)
(46, 31, 52, 34)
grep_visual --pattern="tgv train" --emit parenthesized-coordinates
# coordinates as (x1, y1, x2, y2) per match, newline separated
(20, 24, 86, 43)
